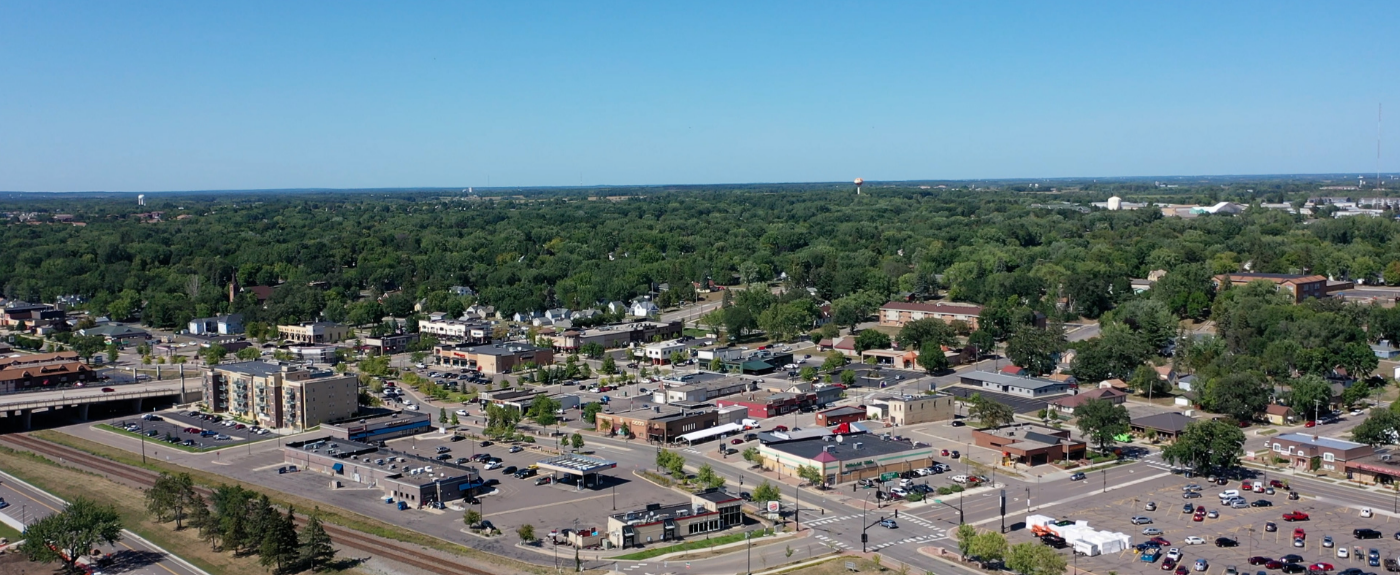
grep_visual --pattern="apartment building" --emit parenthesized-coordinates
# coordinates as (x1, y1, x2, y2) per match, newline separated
(204, 361, 358, 430)
(1212, 273, 1328, 304)
(878, 301, 983, 329)
(418, 319, 492, 343)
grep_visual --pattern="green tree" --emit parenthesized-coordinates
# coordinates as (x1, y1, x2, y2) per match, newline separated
(918, 343, 950, 374)
(18, 497, 123, 574)
(145, 472, 198, 529)
(298, 512, 336, 572)
(1127, 364, 1170, 397)
(969, 531, 1008, 564)
(854, 329, 891, 352)
(967, 330, 996, 356)
(517, 524, 536, 543)
(1070, 323, 1150, 382)
(259, 506, 299, 573)
(1161, 418, 1247, 474)
(968, 394, 1014, 428)
(582, 402, 602, 424)
(840, 369, 857, 386)
(1202, 372, 1269, 423)
(1354, 409, 1400, 446)
(1287, 375, 1333, 420)
(898, 318, 957, 351)
(570, 432, 585, 452)
(741, 447, 762, 466)
(527, 394, 561, 427)
(236, 346, 262, 361)
(696, 464, 726, 489)
(752, 481, 782, 505)
(1075, 398, 1131, 455)
(72, 334, 107, 364)
(464, 508, 483, 528)
(450, 412, 460, 426)
(439, 407, 448, 425)
(955, 524, 978, 559)
(822, 352, 849, 372)
(1004, 325, 1065, 376)
(105, 342, 120, 363)
(797, 464, 824, 487)
(601, 355, 617, 375)
(708, 356, 724, 372)
(1007, 541, 1068, 575)
(200, 344, 229, 366)
(799, 366, 818, 381)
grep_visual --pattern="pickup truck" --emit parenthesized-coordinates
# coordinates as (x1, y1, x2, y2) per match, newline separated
(1282, 511, 1310, 522)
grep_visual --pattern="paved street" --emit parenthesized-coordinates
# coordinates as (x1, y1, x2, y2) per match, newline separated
(0, 469, 208, 575)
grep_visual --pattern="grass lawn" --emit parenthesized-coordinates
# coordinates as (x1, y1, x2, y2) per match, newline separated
(0, 516, 22, 540)
(614, 529, 774, 561)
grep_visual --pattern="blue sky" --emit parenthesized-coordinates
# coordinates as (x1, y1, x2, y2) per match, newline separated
(2, 2, 1397, 191)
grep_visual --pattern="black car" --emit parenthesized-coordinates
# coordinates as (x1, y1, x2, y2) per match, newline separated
(514, 468, 537, 479)
(1251, 500, 1273, 507)
(950, 420, 966, 427)
(1216, 537, 1239, 547)
(449, 435, 464, 442)
(1355, 529, 1383, 539)
(435, 453, 452, 460)
(1280, 564, 1306, 574)
(455, 457, 470, 464)
(1040, 535, 1068, 549)
(501, 466, 517, 475)
(737, 492, 752, 501)
(1282, 555, 1305, 564)
(1069, 472, 1086, 481)
(1265, 522, 1278, 532)
(482, 478, 500, 487)
(480, 441, 493, 447)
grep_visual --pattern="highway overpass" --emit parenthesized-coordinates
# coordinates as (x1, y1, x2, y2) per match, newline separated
(0, 379, 202, 430)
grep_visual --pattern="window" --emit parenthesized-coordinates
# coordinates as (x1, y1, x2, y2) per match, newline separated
(1323, 453, 1335, 462)
(1273, 443, 1283, 452)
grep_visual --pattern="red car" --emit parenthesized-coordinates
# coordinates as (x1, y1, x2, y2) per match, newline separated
(1305, 420, 1316, 428)
(234, 424, 246, 430)
(1293, 528, 1306, 539)
(101, 387, 115, 392)
(1282, 511, 1309, 521)
(773, 426, 789, 433)
(1175, 566, 1189, 575)
(1309, 563, 1334, 572)
(1149, 537, 1171, 546)
(1248, 557, 1272, 565)
(1193, 512, 1205, 522)
(1162, 559, 1178, 571)
(1242, 481, 1254, 490)
(730, 438, 744, 445)
(1266, 561, 1284, 569)
(1270, 480, 1285, 488)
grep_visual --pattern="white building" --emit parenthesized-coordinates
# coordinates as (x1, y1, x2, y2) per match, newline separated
(644, 340, 688, 364)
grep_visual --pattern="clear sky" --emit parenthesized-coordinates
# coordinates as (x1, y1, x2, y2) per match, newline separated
(2, 2, 1398, 192)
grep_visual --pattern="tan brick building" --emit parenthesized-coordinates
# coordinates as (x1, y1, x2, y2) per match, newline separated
(878, 302, 983, 329)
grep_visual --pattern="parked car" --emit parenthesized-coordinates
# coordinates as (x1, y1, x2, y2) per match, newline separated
(509, 446, 524, 453)
(1216, 537, 1239, 547)
(1184, 536, 1206, 545)
(1283, 511, 1310, 521)
(1355, 529, 1383, 539)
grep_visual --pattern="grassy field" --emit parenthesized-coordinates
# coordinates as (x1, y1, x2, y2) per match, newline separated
(0, 515, 21, 540)
(32, 430, 549, 575)
(0, 443, 279, 575)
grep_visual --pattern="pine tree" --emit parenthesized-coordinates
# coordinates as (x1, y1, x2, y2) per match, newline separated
(259, 506, 299, 573)
(299, 511, 336, 572)
(187, 494, 215, 545)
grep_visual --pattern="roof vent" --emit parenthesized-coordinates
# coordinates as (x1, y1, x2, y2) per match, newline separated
(854, 442, 862, 450)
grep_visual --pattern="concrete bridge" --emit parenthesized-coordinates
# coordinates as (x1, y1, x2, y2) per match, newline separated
(0, 379, 202, 430)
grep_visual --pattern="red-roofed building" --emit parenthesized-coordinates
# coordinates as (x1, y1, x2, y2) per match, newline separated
(999, 365, 1024, 376)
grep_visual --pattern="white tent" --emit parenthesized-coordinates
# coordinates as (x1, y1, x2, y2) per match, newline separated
(676, 422, 743, 445)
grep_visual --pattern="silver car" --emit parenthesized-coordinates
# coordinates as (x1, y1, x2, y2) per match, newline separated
(1131, 516, 1154, 525)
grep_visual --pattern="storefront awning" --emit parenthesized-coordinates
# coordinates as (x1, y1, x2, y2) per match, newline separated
(331, 463, 344, 472)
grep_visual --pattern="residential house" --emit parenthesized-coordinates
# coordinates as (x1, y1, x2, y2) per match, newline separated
(1264, 404, 1296, 426)
(630, 300, 661, 318)
(1048, 387, 1127, 415)
(449, 286, 475, 297)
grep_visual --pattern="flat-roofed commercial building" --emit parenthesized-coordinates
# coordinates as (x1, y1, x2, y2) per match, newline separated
(0, 351, 95, 394)
(362, 333, 419, 355)
(606, 491, 742, 549)
(283, 436, 484, 507)
(654, 372, 754, 404)
(433, 342, 553, 374)
(972, 423, 1087, 467)
(958, 371, 1072, 398)
(278, 322, 352, 344)
(757, 433, 935, 486)
(546, 321, 682, 352)
(866, 394, 956, 425)
(595, 406, 718, 443)
(418, 319, 492, 343)
(322, 410, 431, 443)
(204, 361, 358, 430)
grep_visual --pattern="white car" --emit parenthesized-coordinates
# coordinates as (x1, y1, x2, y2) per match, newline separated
(485, 461, 502, 470)
(1338, 547, 1349, 558)
(1361, 507, 1373, 518)
(1183, 536, 1205, 545)
(455, 409, 468, 416)
(1352, 409, 1365, 416)
(405, 403, 419, 411)
(915, 468, 932, 476)
(951, 474, 969, 483)
(1166, 548, 1183, 561)
(1218, 489, 1240, 499)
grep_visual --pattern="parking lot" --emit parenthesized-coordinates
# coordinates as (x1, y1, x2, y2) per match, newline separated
(101, 409, 279, 451)
(1008, 474, 1400, 575)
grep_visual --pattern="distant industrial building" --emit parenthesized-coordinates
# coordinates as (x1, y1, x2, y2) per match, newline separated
(283, 436, 483, 507)
(958, 371, 1072, 398)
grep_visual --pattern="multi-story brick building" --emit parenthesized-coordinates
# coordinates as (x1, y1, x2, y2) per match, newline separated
(277, 322, 352, 344)
(1212, 273, 1328, 304)
(878, 301, 983, 329)
(204, 362, 358, 430)
(432, 342, 553, 374)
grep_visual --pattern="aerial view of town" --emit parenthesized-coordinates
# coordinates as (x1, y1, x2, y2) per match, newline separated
(1, 3, 1398, 575)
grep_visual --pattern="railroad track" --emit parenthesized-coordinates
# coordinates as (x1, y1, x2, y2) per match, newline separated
(1, 434, 500, 575)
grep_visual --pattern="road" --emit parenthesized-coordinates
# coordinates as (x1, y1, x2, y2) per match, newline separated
(0, 469, 208, 575)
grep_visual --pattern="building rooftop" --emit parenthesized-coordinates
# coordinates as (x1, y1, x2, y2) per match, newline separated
(818, 406, 867, 418)
(879, 301, 984, 315)
(764, 433, 926, 461)
(213, 361, 290, 377)
(325, 409, 430, 428)
(440, 342, 548, 356)
(536, 454, 617, 474)
(1276, 433, 1366, 452)
(693, 489, 741, 504)
(610, 501, 696, 524)
(1131, 412, 1197, 434)
(960, 371, 1067, 391)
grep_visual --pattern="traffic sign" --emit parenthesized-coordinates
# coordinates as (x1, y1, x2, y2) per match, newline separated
(880, 472, 899, 481)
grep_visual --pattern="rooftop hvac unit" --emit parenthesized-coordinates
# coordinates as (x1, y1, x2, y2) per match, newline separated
(854, 442, 862, 450)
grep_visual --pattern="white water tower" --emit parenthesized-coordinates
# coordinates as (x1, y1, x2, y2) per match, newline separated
(1107, 196, 1122, 210)
(137, 194, 146, 206)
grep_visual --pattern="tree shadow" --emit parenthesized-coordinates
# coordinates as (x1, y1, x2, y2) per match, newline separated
(102, 549, 168, 573)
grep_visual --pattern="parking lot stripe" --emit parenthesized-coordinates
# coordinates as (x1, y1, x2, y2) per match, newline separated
(481, 492, 612, 517)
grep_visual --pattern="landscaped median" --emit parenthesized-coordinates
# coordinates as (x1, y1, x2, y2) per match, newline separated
(613, 527, 777, 561)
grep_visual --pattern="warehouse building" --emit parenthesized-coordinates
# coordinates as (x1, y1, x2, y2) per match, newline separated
(283, 436, 483, 507)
